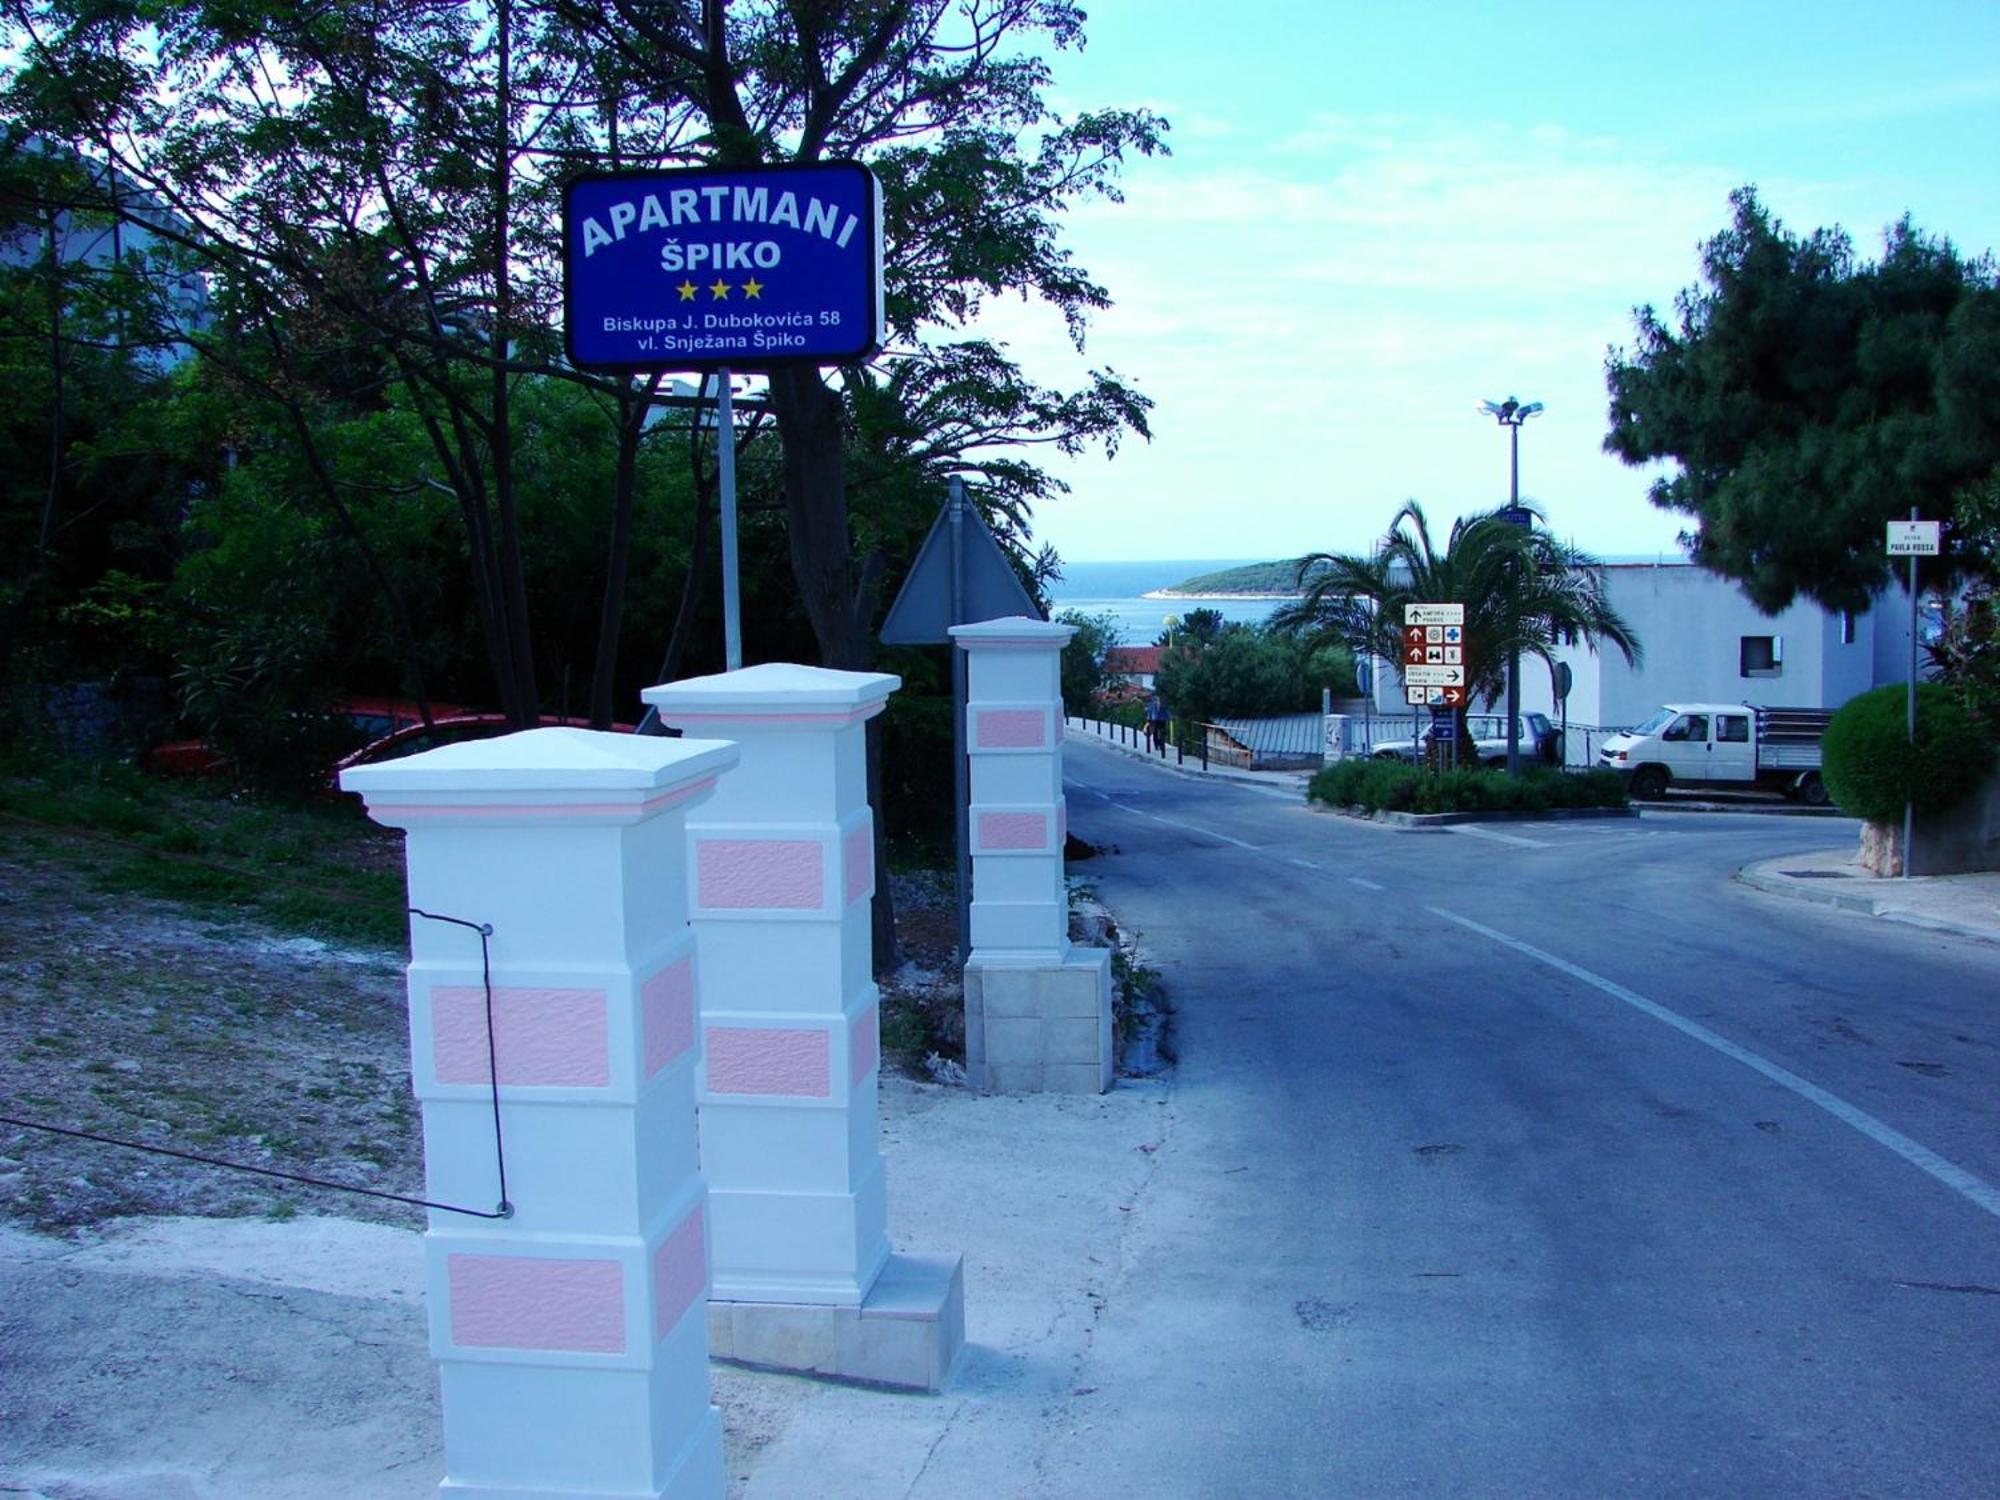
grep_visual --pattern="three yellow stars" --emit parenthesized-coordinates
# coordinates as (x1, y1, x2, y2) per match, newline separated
(676, 277, 766, 301)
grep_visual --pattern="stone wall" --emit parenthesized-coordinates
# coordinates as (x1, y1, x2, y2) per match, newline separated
(1859, 765, 2000, 876)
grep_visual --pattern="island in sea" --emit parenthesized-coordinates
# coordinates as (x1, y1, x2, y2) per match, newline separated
(1144, 558, 1328, 599)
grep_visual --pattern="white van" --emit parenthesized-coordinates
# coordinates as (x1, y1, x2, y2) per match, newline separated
(1599, 703, 1831, 804)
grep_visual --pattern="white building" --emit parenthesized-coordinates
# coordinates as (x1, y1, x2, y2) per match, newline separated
(1367, 560, 1927, 733)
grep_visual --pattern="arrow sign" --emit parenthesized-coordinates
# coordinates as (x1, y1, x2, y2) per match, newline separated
(1406, 602, 1465, 626)
(1406, 664, 1466, 687)
(1438, 685, 1466, 707)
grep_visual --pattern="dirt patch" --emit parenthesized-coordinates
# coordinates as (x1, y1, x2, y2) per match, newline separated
(0, 845, 420, 1236)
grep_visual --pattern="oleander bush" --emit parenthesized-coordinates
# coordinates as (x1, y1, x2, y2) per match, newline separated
(1821, 682, 1994, 824)
(1308, 760, 1627, 815)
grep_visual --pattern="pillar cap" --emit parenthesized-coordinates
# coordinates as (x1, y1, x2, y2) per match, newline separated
(339, 726, 737, 824)
(949, 617, 1075, 649)
(643, 662, 899, 729)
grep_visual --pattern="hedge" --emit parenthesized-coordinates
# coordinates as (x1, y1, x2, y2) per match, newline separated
(1307, 761, 1627, 815)
(1820, 683, 1994, 823)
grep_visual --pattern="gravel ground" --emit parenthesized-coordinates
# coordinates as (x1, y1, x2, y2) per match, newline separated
(0, 840, 971, 1236)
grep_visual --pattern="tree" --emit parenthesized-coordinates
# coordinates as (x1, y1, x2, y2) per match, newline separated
(557, 0, 1166, 669)
(1153, 623, 1352, 725)
(1055, 608, 1118, 715)
(1271, 500, 1641, 751)
(1604, 187, 2000, 614)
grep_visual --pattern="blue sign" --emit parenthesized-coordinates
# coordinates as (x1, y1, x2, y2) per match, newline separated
(1429, 711, 1457, 742)
(563, 163, 883, 370)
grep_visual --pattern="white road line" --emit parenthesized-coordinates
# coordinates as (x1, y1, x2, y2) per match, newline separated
(1445, 824, 1551, 849)
(1348, 876, 1385, 892)
(1108, 803, 1258, 850)
(1429, 905, 2000, 1222)
(1287, 857, 1321, 870)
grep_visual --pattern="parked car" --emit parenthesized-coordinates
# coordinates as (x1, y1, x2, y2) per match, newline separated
(144, 698, 473, 779)
(1372, 712, 1561, 769)
(331, 712, 639, 779)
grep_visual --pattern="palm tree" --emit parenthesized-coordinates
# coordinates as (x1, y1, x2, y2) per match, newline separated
(1271, 500, 1642, 761)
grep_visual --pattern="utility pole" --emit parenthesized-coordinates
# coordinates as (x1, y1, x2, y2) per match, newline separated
(1480, 396, 1543, 774)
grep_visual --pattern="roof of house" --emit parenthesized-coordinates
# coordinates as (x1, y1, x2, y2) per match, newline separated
(1105, 645, 1163, 676)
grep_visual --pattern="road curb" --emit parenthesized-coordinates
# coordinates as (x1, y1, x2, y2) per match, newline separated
(1635, 799, 1849, 817)
(1316, 804, 1636, 830)
(1736, 861, 2000, 946)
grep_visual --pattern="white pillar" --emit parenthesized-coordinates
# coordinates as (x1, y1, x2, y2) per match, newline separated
(643, 664, 962, 1392)
(341, 728, 733, 1500)
(952, 618, 1115, 1093)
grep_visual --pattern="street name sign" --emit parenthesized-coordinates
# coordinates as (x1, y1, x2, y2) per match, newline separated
(564, 162, 884, 370)
(1405, 603, 1465, 626)
(1885, 519, 1941, 556)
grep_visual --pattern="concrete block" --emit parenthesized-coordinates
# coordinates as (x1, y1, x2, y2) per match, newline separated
(1045, 1061, 1111, 1095)
(1043, 1016, 1103, 1064)
(978, 968, 1039, 1018)
(1042, 951, 1112, 1018)
(985, 1017, 1043, 1067)
(985, 1060, 1043, 1093)
(709, 1254, 963, 1392)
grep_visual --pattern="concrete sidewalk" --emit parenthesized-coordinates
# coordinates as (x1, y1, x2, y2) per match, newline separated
(1739, 846, 2000, 945)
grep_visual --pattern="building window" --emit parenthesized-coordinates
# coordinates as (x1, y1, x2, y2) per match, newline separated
(1740, 635, 1782, 677)
(1839, 610, 1856, 645)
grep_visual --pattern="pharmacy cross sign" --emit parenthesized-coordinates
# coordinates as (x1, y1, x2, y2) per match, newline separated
(563, 162, 885, 370)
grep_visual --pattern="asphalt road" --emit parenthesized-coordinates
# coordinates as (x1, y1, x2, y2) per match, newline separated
(1049, 737, 2000, 1499)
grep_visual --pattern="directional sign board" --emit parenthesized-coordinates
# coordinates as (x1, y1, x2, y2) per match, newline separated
(564, 162, 884, 370)
(1405, 664, 1466, 687)
(1886, 519, 1941, 556)
(1405, 602, 1465, 627)
(1404, 684, 1467, 707)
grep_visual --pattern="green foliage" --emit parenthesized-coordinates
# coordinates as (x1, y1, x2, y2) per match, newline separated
(1056, 608, 1121, 714)
(1274, 499, 1639, 743)
(1309, 760, 1628, 815)
(1155, 622, 1357, 723)
(878, 692, 956, 861)
(1821, 683, 1995, 823)
(1165, 559, 1328, 594)
(0, 755, 408, 946)
(1605, 188, 2000, 612)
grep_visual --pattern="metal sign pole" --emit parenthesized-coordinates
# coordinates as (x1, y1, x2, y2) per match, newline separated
(949, 480, 972, 963)
(716, 369, 743, 672)
(1904, 505, 1918, 880)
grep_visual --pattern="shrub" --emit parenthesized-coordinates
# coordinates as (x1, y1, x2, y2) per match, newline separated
(1308, 761, 1627, 815)
(1821, 683, 1995, 823)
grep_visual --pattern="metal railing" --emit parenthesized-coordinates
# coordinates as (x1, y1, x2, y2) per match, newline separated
(1064, 714, 1208, 770)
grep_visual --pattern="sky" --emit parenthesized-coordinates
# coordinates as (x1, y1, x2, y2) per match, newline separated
(971, 0, 2000, 565)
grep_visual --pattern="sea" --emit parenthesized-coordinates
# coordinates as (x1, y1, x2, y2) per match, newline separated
(1046, 559, 1293, 647)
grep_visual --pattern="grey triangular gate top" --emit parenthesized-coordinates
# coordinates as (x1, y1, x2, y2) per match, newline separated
(878, 483, 1042, 645)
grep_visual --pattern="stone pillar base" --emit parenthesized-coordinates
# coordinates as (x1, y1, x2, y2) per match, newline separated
(707, 1253, 965, 1392)
(438, 1407, 722, 1500)
(964, 946, 1114, 1094)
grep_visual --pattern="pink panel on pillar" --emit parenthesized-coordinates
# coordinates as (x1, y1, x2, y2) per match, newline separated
(849, 1005, 880, 1088)
(697, 839, 824, 910)
(843, 822, 873, 906)
(706, 1027, 830, 1097)
(652, 1203, 708, 1340)
(976, 708, 1046, 749)
(979, 811, 1049, 851)
(641, 959, 695, 1078)
(432, 986, 609, 1087)
(448, 1254, 626, 1353)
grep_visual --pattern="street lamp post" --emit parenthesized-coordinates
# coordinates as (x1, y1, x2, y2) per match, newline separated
(1479, 396, 1543, 775)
